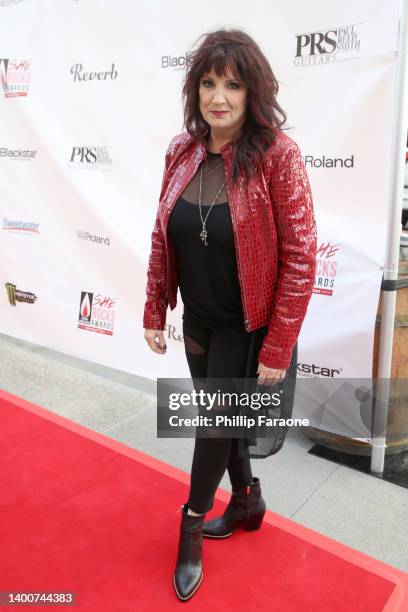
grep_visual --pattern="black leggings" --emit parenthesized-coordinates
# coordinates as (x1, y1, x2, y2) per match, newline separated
(182, 312, 261, 514)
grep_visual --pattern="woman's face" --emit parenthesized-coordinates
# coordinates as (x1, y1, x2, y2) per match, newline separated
(199, 65, 247, 136)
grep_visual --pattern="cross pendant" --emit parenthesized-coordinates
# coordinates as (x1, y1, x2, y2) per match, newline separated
(200, 228, 208, 246)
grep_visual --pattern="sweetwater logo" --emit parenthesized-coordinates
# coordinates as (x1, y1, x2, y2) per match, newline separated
(70, 63, 118, 82)
(297, 361, 342, 378)
(77, 230, 110, 245)
(68, 146, 112, 170)
(2, 218, 39, 234)
(295, 23, 361, 67)
(161, 53, 193, 70)
(0, 59, 31, 97)
(0, 147, 37, 160)
(304, 154, 354, 168)
(313, 241, 340, 296)
(78, 292, 116, 335)
(5, 282, 37, 306)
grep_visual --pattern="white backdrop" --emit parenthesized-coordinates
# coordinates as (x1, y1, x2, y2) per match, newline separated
(0, 0, 401, 381)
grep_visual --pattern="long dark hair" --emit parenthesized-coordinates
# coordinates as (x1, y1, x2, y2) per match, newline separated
(182, 28, 287, 183)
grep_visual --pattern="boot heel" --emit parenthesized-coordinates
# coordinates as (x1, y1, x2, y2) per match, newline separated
(244, 508, 265, 531)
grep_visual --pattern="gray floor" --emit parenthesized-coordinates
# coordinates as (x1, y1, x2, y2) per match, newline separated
(1, 331, 407, 574)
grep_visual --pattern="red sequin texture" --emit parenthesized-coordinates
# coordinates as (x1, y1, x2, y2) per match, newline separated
(143, 130, 317, 370)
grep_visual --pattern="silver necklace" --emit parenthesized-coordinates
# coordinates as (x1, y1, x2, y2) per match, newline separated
(198, 161, 226, 247)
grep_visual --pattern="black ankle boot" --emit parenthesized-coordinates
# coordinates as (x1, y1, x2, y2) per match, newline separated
(173, 503, 206, 601)
(202, 477, 266, 539)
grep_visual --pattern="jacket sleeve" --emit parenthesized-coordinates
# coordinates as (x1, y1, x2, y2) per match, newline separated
(142, 143, 173, 331)
(257, 141, 317, 370)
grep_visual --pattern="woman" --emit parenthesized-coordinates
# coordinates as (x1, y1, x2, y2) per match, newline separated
(143, 28, 317, 601)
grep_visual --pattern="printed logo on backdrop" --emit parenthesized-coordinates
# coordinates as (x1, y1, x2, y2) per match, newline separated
(68, 146, 112, 171)
(0, 147, 37, 160)
(164, 321, 184, 344)
(78, 292, 116, 336)
(0, 59, 31, 97)
(70, 63, 118, 82)
(304, 154, 354, 168)
(2, 218, 39, 234)
(313, 241, 340, 296)
(162, 53, 193, 71)
(77, 230, 110, 246)
(5, 283, 37, 306)
(297, 361, 342, 378)
(295, 23, 361, 67)
(0, 0, 25, 6)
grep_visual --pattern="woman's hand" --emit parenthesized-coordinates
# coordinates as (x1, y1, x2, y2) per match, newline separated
(144, 328, 167, 354)
(257, 361, 286, 386)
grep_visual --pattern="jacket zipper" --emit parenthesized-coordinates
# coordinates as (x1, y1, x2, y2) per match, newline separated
(225, 175, 250, 332)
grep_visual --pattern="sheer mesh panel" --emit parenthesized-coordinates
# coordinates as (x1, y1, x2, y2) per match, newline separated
(180, 151, 228, 205)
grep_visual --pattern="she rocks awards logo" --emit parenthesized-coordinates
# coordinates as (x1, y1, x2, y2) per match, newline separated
(314, 240, 341, 296)
(78, 291, 116, 335)
(0, 58, 31, 98)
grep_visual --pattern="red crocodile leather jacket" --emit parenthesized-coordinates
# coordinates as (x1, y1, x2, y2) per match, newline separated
(143, 129, 317, 370)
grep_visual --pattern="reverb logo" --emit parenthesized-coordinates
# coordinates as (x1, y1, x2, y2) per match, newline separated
(70, 63, 118, 82)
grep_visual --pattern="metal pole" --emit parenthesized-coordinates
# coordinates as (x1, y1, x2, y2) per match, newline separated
(371, 0, 408, 473)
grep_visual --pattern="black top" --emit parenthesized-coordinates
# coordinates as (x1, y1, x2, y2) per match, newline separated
(167, 151, 245, 329)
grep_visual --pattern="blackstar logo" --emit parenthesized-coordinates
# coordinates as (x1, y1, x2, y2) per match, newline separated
(297, 362, 342, 377)
(161, 53, 193, 71)
(0, 147, 37, 160)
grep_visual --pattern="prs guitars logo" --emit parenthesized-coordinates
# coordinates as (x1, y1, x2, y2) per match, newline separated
(294, 23, 361, 67)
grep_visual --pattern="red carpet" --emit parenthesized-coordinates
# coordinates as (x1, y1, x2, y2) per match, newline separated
(0, 388, 407, 611)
